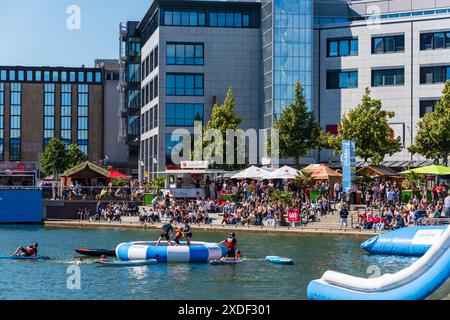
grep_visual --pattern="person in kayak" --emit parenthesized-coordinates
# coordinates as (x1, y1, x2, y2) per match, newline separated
(156, 220, 174, 246)
(219, 232, 238, 261)
(183, 220, 193, 246)
(12, 242, 38, 257)
(172, 226, 184, 246)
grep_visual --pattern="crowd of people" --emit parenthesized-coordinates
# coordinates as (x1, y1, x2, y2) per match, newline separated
(355, 181, 450, 230)
(77, 201, 139, 221)
(41, 179, 147, 201)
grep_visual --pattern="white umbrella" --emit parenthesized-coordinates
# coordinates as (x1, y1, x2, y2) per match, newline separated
(268, 166, 301, 180)
(231, 166, 270, 180)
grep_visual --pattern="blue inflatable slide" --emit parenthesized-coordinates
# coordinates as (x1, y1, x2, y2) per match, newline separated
(307, 226, 450, 300)
(361, 226, 447, 256)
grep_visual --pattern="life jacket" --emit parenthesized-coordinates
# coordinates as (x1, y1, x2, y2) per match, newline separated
(175, 228, 183, 238)
(226, 237, 235, 248)
(26, 247, 36, 255)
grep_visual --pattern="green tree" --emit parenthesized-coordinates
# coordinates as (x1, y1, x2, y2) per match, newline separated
(203, 87, 243, 170)
(273, 81, 323, 165)
(329, 87, 402, 165)
(409, 81, 450, 166)
(66, 144, 88, 168)
(39, 138, 69, 177)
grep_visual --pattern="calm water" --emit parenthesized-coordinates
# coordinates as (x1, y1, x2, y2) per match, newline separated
(0, 225, 438, 300)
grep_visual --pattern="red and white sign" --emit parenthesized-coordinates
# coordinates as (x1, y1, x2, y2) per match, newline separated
(180, 161, 209, 169)
(287, 209, 300, 222)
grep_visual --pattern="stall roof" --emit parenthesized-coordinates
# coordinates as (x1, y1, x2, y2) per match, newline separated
(63, 161, 109, 177)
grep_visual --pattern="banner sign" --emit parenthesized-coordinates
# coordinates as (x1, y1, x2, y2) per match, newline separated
(342, 140, 356, 193)
(287, 209, 300, 222)
(181, 161, 209, 169)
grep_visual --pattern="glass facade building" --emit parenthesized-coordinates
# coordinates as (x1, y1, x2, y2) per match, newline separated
(262, 0, 313, 128)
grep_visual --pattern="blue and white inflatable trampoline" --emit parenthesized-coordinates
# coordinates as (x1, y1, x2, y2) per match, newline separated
(116, 241, 226, 263)
(361, 226, 447, 256)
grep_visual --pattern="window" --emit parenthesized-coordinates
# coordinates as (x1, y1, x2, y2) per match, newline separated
(420, 100, 439, 117)
(44, 71, 50, 82)
(154, 46, 159, 68)
(78, 72, 85, 82)
(165, 134, 183, 165)
(421, 31, 450, 50)
(372, 68, 405, 86)
(86, 72, 93, 83)
(163, 9, 206, 27)
(61, 84, 72, 145)
(208, 11, 252, 28)
(420, 66, 450, 84)
(127, 90, 140, 110)
(95, 72, 102, 83)
(166, 73, 204, 96)
(77, 85, 89, 155)
(70, 72, 76, 82)
(167, 43, 204, 65)
(0, 70, 6, 81)
(35, 71, 42, 81)
(327, 70, 358, 89)
(44, 84, 55, 147)
(372, 35, 404, 54)
(9, 70, 16, 81)
(61, 71, 67, 82)
(166, 103, 204, 126)
(128, 64, 140, 83)
(26, 70, 33, 81)
(328, 38, 358, 57)
(9, 83, 21, 161)
(18, 70, 24, 81)
(52, 71, 59, 82)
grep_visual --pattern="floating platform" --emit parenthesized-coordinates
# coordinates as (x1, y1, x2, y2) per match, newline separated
(116, 241, 226, 263)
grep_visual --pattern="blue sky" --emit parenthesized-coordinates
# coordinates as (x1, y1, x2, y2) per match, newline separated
(0, 0, 151, 67)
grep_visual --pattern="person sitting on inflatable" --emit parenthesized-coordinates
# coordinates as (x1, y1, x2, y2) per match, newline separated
(12, 242, 38, 257)
(219, 232, 238, 261)
(172, 226, 184, 246)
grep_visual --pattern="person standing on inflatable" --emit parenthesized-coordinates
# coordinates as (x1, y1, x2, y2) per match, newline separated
(219, 232, 238, 261)
(156, 220, 174, 246)
(183, 220, 193, 246)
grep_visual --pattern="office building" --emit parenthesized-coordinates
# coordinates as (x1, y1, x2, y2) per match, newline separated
(0, 65, 104, 164)
(121, 0, 450, 177)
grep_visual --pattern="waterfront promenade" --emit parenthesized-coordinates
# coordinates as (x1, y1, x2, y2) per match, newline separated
(44, 215, 383, 237)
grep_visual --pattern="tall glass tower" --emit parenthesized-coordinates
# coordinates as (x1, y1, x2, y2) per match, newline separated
(262, 0, 313, 128)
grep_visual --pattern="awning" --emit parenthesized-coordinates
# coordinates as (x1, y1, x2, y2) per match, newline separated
(108, 169, 131, 179)
(401, 165, 450, 175)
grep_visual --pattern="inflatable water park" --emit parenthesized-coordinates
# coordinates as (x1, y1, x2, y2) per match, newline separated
(307, 225, 450, 300)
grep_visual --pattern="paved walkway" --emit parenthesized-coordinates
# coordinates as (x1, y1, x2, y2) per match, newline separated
(44, 217, 382, 237)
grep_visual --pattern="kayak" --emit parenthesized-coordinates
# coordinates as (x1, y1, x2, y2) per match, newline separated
(75, 248, 116, 257)
(209, 259, 242, 265)
(266, 256, 294, 265)
(96, 259, 158, 267)
(0, 256, 50, 260)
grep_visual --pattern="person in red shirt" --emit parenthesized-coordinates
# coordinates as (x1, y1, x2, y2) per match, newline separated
(13, 243, 38, 257)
